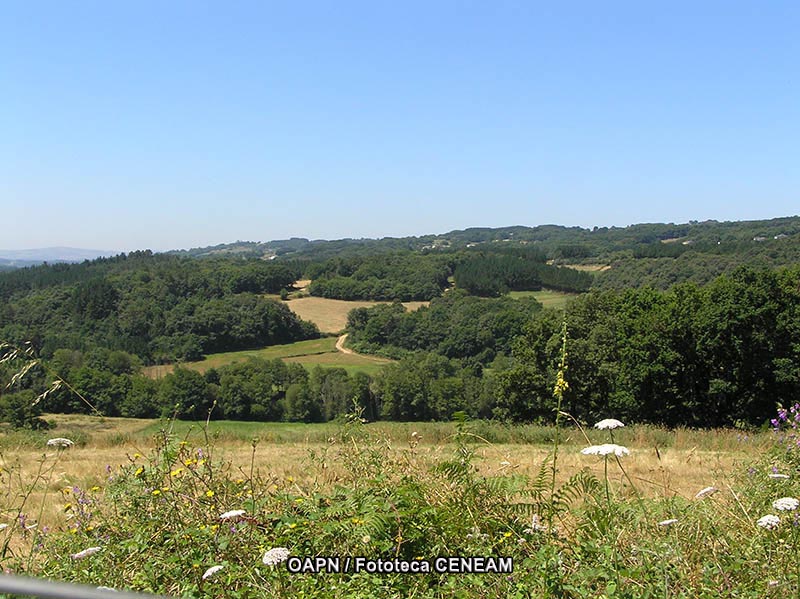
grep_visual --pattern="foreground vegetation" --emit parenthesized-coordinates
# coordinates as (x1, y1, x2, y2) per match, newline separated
(0, 412, 797, 598)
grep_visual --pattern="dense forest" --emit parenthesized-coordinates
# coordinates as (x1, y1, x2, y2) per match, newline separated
(0, 252, 319, 362)
(1, 217, 799, 429)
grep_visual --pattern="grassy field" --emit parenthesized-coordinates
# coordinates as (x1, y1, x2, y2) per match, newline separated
(143, 337, 391, 378)
(508, 288, 577, 309)
(0, 414, 768, 519)
(1, 414, 792, 596)
(282, 296, 428, 334)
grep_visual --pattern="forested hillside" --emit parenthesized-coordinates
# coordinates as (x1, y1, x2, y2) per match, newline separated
(0, 252, 318, 362)
(2, 217, 799, 429)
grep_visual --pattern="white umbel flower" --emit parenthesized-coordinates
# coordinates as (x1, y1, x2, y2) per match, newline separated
(581, 443, 630, 457)
(594, 419, 625, 430)
(47, 438, 74, 448)
(694, 486, 719, 499)
(263, 547, 290, 566)
(219, 509, 246, 520)
(772, 497, 800, 511)
(71, 546, 101, 559)
(202, 565, 224, 580)
(757, 514, 781, 530)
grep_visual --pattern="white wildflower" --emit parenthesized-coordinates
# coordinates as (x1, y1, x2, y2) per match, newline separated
(757, 514, 780, 530)
(772, 497, 800, 511)
(594, 419, 625, 430)
(71, 546, 102, 559)
(694, 486, 718, 499)
(658, 518, 679, 527)
(769, 473, 790, 480)
(46, 438, 74, 448)
(523, 514, 548, 534)
(581, 443, 630, 457)
(263, 547, 290, 566)
(202, 565, 224, 580)
(219, 509, 246, 520)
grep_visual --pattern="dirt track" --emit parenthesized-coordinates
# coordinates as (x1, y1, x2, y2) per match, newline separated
(335, 333, 354, 354)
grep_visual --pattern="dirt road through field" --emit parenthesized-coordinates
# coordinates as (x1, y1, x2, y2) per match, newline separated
(336, 333, 354, 354)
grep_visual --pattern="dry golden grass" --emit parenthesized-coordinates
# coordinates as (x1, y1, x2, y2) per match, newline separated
(1, 415, 766, 533)
(283, 297, 428, 334)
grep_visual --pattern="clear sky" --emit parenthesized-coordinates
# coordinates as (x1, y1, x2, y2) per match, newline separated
(2, 1, 798, 252)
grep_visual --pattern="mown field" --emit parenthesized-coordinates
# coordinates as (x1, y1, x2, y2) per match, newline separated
(281, 296, 429, 334)
(507, 289, 577, 309)
(143, 337, 392, 379)
(1, 413, 795, 597)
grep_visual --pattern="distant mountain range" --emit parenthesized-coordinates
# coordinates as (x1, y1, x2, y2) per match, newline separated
(0, 247, 114, 269)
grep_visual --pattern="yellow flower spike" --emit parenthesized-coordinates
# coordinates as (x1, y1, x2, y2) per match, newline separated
(184, 459, 194, 466)
(179, 441, 188, 447)
(197, 459, 206, 466)
(295, 498, 303, 504)
(287, 477, 294, 483)
(503, 531, 512, 538)
(134, 467, 144, 476)
(210, 524, 219, 531)
(90, 486, 100, 492)
(289, 523, 297, 529)
(170, 468, 183, 477)
(64, 504, 72, 511)
(133, 453, 141, 459)
(205, 490, 214, 498)
(152, 489, 161, 496)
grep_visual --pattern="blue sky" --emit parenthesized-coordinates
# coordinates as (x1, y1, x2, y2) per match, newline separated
(2, 1, 798, 251)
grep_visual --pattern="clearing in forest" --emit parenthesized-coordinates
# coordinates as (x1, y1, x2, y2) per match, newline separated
(142, 336, 391, 379)
(282, 296, 428, 333)
(508, 289, 577, 309)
